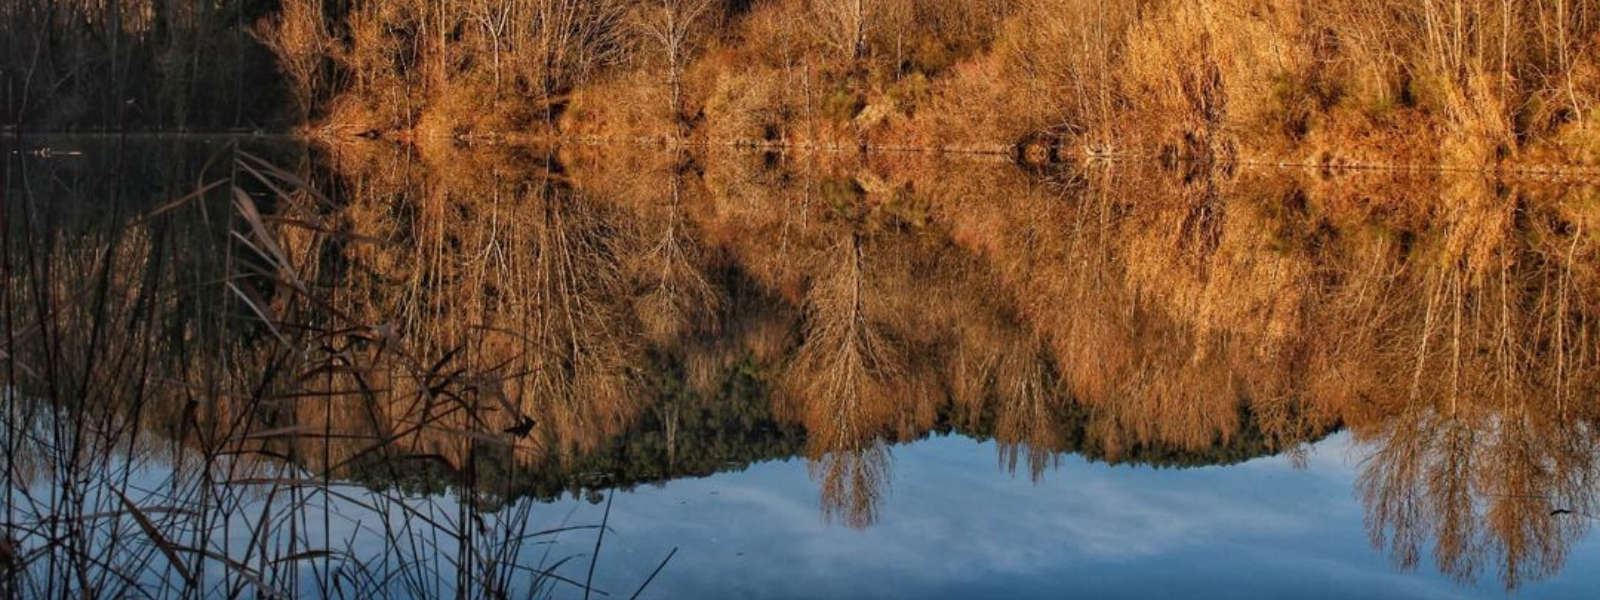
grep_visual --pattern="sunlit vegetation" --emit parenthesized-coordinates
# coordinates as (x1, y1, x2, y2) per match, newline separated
(10, 1, 1600, 167)
(10, 2, 1600, 596)
(187, 0, 1600, 168)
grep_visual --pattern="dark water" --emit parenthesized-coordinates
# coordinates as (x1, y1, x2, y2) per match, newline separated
(3, 137, 1598, 598)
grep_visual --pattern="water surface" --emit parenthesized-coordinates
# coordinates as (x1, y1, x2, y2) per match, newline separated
(3, 138, 1598, 598)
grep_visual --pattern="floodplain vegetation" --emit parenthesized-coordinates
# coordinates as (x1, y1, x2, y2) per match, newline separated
(9, 1, 1600, 169)
(259, 0, 1600, 169)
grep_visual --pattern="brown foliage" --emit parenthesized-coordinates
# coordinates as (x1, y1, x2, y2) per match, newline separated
(243, 0, 1600, 167)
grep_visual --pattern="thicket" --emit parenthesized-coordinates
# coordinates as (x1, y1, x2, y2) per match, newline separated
(267, 0, 1600, 167)
(10, 1, 1600, 167)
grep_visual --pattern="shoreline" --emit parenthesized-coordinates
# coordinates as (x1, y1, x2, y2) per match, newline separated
(15, 128, 1600, 181)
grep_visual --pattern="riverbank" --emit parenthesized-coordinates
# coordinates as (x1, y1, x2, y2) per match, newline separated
(11, 1, 1600, 174)
(264, 0, 1600, 174)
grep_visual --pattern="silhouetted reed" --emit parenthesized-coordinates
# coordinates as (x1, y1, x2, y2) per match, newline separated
(0, 141, 669, 599)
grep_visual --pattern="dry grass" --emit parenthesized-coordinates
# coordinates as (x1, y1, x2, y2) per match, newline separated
(12, 0, 1600, 169)
(244, 0, 1600, 169)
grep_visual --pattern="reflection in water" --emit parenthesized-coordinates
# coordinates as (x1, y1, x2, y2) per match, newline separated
(3, 139, 1599, 596)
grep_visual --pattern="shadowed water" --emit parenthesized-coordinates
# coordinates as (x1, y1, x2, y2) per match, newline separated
(3, 137, 1599, 598)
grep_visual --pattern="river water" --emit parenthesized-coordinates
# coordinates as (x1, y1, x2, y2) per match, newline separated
(3, 137, 1597, 598)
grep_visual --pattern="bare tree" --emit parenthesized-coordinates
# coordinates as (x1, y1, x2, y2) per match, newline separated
(525, 0, 630, 110)
(469, 0, 513, 94)
(808, 0, 870, 64)
(629, 0, 715, 131)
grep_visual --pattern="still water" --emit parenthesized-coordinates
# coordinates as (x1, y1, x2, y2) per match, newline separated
(3, 137, 1598, 598)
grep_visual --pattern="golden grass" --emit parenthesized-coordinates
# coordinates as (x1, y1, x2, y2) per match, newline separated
(246, 0, 1600, 170)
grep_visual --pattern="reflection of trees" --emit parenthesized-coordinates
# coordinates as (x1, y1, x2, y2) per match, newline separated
(893, 159, 1598, 590)
(611, 153, 1600, 569)
(780, 228, 905, 529)
(269, 147, 651, 477)
(945, 166, 1288, 461)
(813, 444, 892, 529)
(310, 151, 1600, 594)
(1358, 402, 1598, 589)
(1352, 193, 1600, 589)
(313, 154, 1600, 592)
(521, 178, 637, 456)
(15, 140, 1600, 593)
(992, 344, 1063, 481)
(627, 175, 724, 348)
(785, 233, 904, 453)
